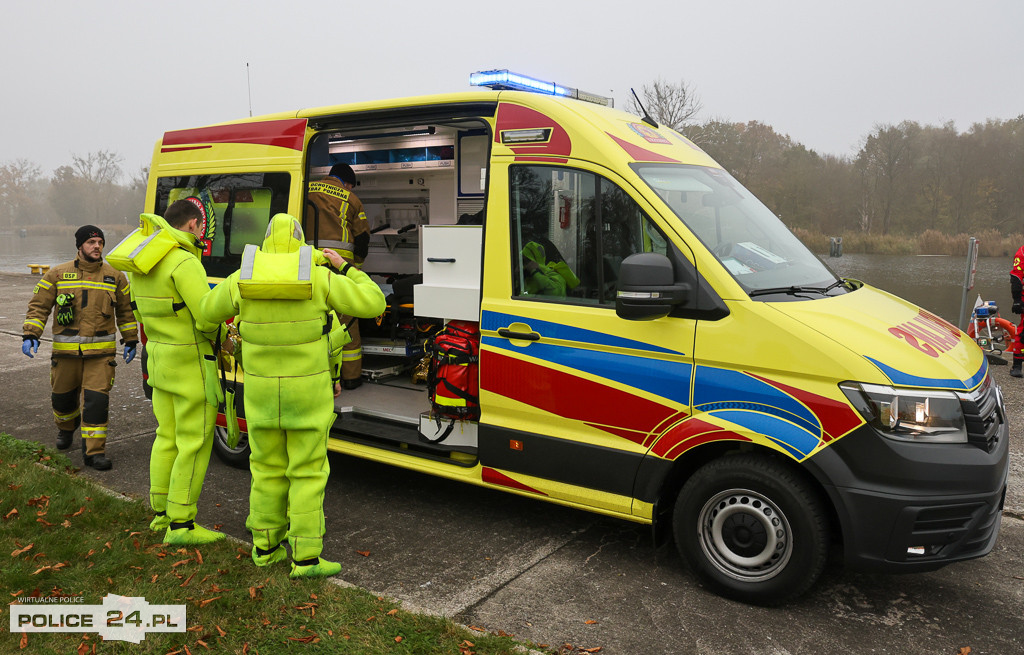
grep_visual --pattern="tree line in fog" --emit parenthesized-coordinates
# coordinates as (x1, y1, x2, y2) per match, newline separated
(0, 152, 146, 232)
(631, 80, 1024, 249)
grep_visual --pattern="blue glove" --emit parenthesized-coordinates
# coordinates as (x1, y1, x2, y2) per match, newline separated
(22, 336, 39, 358)
(123, 342, 137, 364)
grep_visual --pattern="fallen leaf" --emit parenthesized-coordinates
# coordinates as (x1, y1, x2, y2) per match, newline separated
(584, 620, 598, 625)
(183, 646, 193, 655)
(196, 640, 208, 649)
(5, 508, 18, 520)
(242, 644, 249, 655)
(84, 549, 96, 559)
(356, 550, 370, 557)
(959, 649, 972, 655)
(20, 632, 27, 649)
(7, 484, 21, 490)
(310, 593, 317, 600)
(67, 507, 86, 518)
(171, 559, 192, 568)
(26, 495, 49, 508)
(61, 520, 72, 528)
(187, 625, 204, 633)
(468, 625, 485, 632)
(10, 589, 23, 597)
(36, 518, 53, 527)
(287, 636, 317, 644)
(496, 630, 512, 637)
(581, 648, 602, 653)
(195, 549, 203, 565)
(395, 636, 404, 643)
(11, 543, 34, 557)
(150, 575, 158, 583)
(31, 565, 53, 575)
(199, 597, 221, 608)
(180, 572, 196, 587)
(215, 625, 226, 637)
(387, 609, 398, 616)
(76, 642, 89, 655)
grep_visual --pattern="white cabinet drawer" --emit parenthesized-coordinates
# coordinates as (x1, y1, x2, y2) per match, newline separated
(420, 225, 482, 287)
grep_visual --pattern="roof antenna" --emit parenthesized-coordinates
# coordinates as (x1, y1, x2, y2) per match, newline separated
(630, 88, 658, 128)
(246, 62, 253, 117)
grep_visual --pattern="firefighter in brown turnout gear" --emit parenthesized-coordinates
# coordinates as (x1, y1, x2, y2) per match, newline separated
(22, 225, 138, 470)
(304, 163, 371, 389)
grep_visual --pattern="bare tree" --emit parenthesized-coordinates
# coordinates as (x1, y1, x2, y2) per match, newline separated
(625, 78, 703, 130)
(0, 159, 42, 228)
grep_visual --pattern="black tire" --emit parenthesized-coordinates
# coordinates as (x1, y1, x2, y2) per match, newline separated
(672, 454, 829, 605)
(212, 425, 250, 469)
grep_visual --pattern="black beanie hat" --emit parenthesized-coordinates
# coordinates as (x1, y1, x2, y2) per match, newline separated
(75, 225, 104, 249)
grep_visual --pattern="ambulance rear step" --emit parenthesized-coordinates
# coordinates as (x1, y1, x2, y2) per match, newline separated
(329, 408, 478, 467)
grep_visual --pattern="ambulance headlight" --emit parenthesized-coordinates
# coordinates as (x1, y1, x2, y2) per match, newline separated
(840, 382, 967, 443)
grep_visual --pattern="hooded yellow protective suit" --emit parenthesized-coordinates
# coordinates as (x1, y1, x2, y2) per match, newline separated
(112, 213, 223, 544)
(200, 214, 386, 576)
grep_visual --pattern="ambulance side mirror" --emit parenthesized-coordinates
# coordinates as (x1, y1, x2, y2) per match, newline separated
(615, 253, 691, 321)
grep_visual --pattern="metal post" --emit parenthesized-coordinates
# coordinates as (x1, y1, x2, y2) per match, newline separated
(958, 237, 979, 330)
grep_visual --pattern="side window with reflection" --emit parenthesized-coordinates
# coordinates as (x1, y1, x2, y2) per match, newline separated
(155, 173, 291, 278)
(509, 165, 667, 306)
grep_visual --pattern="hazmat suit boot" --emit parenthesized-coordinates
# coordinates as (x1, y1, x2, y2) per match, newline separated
(149, 511, 171, 532)
(164, 521, 226, 545)
(56, 429, 74, 450)
(289, 558, 342, 579)
(1012, 357, 1023, 378)
(252, 543, 289, 567)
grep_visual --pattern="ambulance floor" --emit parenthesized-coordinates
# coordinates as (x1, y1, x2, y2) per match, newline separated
(334, 373, 428, 423)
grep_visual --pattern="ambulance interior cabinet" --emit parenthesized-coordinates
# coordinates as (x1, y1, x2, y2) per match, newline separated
(414, 225, 482, 321)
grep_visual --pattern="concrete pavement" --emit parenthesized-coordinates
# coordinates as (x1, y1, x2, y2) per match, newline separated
(1, 270, 1021, 654)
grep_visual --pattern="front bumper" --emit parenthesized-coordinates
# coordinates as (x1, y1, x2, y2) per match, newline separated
(804, 413, 1009, 573)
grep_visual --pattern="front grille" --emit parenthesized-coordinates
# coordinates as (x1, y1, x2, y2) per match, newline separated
(958, 375, 1002, 453)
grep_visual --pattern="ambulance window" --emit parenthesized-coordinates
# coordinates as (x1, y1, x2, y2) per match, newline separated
(510, 165, 664, 306)
(154, 173, 291, 278)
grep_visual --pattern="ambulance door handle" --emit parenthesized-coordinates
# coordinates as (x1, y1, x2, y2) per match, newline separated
(427, 257, 456, 263)
(497, 328, 540, 341)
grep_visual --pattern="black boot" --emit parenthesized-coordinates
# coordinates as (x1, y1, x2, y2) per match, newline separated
(56, 429, 73, 450)
(84, 454, 113, 471)
(81, 439, 112, 470)
(1011, 357, 1023, 378)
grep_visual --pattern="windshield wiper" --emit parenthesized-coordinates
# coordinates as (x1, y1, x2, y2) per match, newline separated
(747, 279, 847, 298)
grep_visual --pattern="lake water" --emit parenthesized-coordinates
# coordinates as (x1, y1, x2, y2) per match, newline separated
(0, 235, 1011, 328)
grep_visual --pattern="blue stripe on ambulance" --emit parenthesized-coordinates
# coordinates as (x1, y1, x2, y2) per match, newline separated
(693, 366, 821, 433)
(482, 311, 683, 356)
(865, 356, 988, 391)
(708, 410, 820, 459)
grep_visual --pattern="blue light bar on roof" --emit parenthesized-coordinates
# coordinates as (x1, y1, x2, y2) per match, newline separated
(470, 69, 613, 107)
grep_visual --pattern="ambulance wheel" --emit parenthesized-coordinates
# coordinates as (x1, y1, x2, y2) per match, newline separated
(672, 454, 829, 605)
(213, 426, 250, 469)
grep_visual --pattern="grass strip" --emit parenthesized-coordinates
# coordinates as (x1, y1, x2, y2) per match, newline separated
(0, 433, 535, 654)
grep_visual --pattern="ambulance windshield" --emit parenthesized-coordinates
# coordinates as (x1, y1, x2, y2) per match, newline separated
(633, 164, 846, 299)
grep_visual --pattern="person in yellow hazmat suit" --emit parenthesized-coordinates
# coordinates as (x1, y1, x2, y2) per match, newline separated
(109, 198, 225, 545)
(200, 213, 386, 578)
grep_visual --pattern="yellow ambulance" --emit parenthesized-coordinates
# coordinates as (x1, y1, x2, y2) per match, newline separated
(140, 70, 1008, 604)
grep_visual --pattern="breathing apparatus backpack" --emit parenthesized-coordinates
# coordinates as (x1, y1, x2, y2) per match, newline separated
(422, 320, 480, 443)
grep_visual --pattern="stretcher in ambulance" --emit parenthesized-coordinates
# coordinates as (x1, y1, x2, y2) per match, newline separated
(139, 71, 1009, 604)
